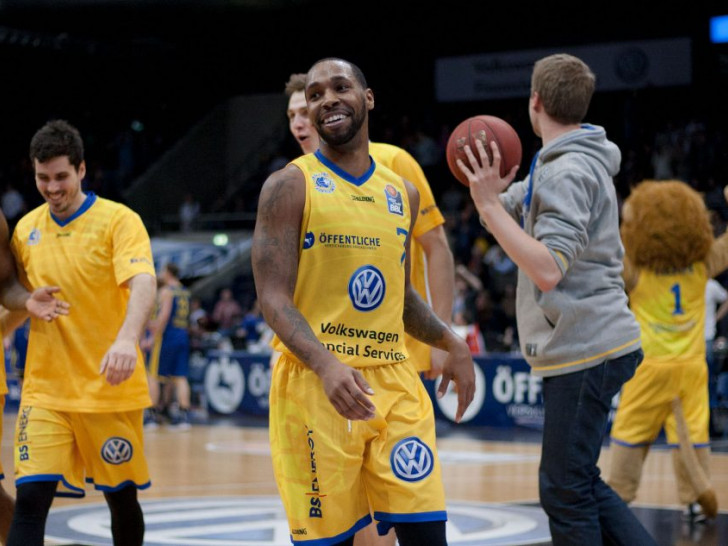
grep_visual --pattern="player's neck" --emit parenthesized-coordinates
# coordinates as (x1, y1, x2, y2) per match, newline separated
(319, 133, 372, 178)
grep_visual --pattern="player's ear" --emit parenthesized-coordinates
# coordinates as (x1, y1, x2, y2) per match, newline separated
(78, 160, 87, 180)
(365, 88, 374, 111)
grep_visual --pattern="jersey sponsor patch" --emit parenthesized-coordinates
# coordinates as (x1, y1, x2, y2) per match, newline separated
(28, 228, 41, 245)
(101, 437, 134, 465)
(312, 172, 335, 194)
(390, 436, 434, 481)
(303, 231, 315, 249)
(348, 265, 385, 311)
(384, 184, 404, 216)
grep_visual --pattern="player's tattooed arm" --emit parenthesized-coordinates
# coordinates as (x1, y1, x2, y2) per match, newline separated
(253, 165, 377, 420)
(403, 287, 449, 348)
(252, 166, 334, 371)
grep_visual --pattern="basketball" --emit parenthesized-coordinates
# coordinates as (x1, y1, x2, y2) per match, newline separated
(446, 115, 522, 186)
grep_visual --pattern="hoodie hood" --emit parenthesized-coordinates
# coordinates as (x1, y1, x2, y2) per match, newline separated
(540, 124, 621, 178)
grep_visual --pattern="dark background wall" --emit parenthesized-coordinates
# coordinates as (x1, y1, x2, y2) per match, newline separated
(0, 0, 726, 212)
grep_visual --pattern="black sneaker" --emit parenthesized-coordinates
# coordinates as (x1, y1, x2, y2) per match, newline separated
(682, 503, 707, 524)
(143, 409, 159, 431)
(169, 409, 191, 431)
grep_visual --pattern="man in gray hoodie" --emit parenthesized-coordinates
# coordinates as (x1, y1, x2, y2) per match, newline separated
(456, 53, 656, 545)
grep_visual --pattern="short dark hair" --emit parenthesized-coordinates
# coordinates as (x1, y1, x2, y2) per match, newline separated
(165, 262, 181, 279)
(29, 119, 85, 169)
(284, 73, 307, 96)
(307, 58, 368, 89)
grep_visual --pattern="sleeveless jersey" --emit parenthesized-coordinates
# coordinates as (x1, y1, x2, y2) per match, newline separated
(162, 285, 191, 341)
(11, 193, 155, 412)
(370, 142, 446, 370)
(271, 150, 411, 368)
(628, 263, 707, 360)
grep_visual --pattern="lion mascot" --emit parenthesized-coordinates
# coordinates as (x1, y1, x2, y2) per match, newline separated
(608, 179, 728, 522)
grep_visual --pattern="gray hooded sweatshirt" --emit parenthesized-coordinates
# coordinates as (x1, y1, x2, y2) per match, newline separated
(499, 124, 641, 377)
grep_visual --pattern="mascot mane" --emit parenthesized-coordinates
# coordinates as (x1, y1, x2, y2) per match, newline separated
(621, 180, 713, 271)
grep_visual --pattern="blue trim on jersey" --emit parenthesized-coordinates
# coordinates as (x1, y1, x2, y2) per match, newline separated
(85, 477, 152, 492)
(290, 513, 371, 545)
(609, 437, 653, 448)
(314, 150, 376, 187)
(16, 473, 86, 497)
(666, 442, 712, 450)
(51, 192, 97, 227)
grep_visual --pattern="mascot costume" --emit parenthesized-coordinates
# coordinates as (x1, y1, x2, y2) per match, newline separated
(608, 180, 728, 521)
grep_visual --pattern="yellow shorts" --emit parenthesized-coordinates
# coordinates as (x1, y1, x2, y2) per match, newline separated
(14, 406, 150, 498)
(610, 356, 709, 447)
(270, 354, 446, 543)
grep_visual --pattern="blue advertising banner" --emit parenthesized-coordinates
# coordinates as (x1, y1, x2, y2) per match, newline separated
(194, 351, 547, 429)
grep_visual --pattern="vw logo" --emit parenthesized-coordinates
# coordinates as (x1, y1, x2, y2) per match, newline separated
(348, 265, 385, 311)
(390, 437, 433, 482)
(101, 437, 133, 465)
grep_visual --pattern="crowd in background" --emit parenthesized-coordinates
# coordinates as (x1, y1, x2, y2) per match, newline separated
(173, 111, 728, 354)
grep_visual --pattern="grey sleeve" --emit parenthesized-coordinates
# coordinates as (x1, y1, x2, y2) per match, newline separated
(498, 179, 528, 222)
(532, 169, 595, 275)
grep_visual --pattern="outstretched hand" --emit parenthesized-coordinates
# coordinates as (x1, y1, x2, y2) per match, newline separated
(25, 286, 70, 322)
(457, 140, 519, 207)
(436, 336, 476, 423)
(319, 360, 376, 421)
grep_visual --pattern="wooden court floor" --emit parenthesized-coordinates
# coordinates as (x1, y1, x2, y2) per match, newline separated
(1, 411, 727, 545)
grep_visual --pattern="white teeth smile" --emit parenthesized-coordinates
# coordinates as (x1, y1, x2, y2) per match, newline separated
(324, 114, 346, 124)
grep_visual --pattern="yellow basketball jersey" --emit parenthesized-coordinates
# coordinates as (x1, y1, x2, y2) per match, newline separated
(11, 194, 155, 412)
(0, 339, 6, 396)
(629, 263, 707, 360)
(271, 151, 411, 368)
(369, 142, 445, 370)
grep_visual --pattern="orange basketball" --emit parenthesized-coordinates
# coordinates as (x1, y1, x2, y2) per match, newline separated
(446, 115, 522, 186)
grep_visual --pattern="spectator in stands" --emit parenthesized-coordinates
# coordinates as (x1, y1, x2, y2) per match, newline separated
(188, 296, 210, 350)
(179, 193, 200, 232)
(1, 182, 26, 233)
(211, 287, 243, 335)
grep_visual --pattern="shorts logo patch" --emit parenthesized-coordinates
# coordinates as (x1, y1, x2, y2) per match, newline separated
(390, 436, 434, 482)
(348, 265, 385, 311)
(101, 437, 133, 465)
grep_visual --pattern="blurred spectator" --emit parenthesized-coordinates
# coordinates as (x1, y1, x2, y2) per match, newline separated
(1, 182, 26, 233)
(452, 307, 486, 355)
(188, 296, 211, 350)
(483, 243, 517, 299)
(179, 193, 200, 233)
(211, 287, 243, 335)
(453, 263, 482, 326)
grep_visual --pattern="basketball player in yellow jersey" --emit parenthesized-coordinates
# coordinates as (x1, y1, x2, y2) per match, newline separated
(7, 120, 157, 546)
(285, 73, 454, 380)
(255, 58, 474, 546)
(284, 72, 455, 546)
